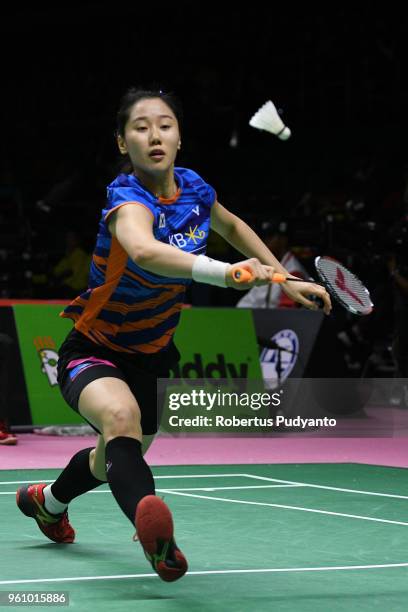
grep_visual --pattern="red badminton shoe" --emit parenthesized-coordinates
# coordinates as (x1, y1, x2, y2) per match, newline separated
(135, 495, 187, 582)
(16, 483, 75, 544)
(0, 420, 17, 445)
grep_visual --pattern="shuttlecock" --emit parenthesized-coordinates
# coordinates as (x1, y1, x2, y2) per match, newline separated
(249, 100, 291, 140)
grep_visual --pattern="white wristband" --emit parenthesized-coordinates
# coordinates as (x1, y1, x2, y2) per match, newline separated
(192, 254, 229, 288)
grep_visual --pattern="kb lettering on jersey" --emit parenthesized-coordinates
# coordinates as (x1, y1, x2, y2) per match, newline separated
(169, 233, 188, 249)
(168, 227, 207, 250)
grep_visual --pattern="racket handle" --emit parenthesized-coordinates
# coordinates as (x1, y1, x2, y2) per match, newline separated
(232, 268, 253, 282)
(309, 295, 325, 309)
(271, 273, 287, 283)
(232, 268, 288, 283)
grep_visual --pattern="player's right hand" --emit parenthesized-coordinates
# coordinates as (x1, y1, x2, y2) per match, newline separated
(226, 258, 275, 290)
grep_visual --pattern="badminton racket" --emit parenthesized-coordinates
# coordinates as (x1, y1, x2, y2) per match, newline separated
(232, 256, 373, 315)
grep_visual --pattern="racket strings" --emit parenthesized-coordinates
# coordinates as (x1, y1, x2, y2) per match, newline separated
(316, 258, 373, 315)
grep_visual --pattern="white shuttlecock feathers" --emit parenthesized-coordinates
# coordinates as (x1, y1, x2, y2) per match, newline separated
(249, 100, 291, 140)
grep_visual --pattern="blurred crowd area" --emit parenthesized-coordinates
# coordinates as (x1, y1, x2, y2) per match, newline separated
(1, 3, 407, 382)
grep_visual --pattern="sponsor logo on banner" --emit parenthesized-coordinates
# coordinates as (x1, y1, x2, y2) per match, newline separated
(167, 308, 262, 389)
(171, 353, 249, 382)
(33, 337, 59, 386)
(260, 329, 299, 389)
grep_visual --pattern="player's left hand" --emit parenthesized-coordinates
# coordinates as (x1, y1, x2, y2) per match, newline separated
(281, 279, 332, 315)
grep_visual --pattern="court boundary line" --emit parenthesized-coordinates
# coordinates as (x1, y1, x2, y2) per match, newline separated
(0, 485, 302, 496)
(2, 470, 408, 500)
(243, 473, 408, 501)
(0, 474, 251, 486)
(2, 562, 408, 586)
(160, 489, 408, 527)
(1, 471, 408, 501)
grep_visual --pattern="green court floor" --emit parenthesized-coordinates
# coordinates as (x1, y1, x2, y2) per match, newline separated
(1, 463, 408, 611)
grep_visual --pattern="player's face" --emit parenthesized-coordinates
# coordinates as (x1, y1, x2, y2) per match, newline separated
(118, 98, 180, 174)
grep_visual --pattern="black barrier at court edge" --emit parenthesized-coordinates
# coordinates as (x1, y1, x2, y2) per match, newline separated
(250, 309, 369, 415)
(0, 306, 32, 426)
(251, 309, 325, 380)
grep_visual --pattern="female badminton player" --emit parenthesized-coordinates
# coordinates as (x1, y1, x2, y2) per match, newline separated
(16, 88, 331, 582)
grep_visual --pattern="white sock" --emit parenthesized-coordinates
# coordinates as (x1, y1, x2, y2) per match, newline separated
(43, 484, 68, 515)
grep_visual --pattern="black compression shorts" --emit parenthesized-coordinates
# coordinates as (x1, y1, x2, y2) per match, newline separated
(57, 328, 180, 436)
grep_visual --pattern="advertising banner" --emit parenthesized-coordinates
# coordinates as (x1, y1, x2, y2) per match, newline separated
(170, 308, 262, 381)
(13, 305, 82, 426)
(161, 308, 263, 432)
(251, 309, 324, 386)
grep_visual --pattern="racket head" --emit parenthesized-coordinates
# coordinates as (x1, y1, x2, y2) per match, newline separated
(314, 256, 374, 315)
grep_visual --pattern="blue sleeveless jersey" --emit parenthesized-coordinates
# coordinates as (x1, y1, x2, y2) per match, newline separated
(61, 167, 216, 353)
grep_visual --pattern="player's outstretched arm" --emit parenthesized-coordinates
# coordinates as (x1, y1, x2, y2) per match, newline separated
(210, 200, 331, 313)
(108, 204, 275, 289)
(210, 200, 288, 275)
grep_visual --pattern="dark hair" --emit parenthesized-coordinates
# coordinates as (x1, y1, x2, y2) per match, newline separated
(116, 87, 183, 138)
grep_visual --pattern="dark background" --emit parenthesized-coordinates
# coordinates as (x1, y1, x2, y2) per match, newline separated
(1, 2, 407, 377)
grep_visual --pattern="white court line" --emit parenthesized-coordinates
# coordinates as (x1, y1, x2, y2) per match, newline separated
(160, 489, 408, 527)
(0, 485, 302, 496)
(2, 472, 408, 501)
(0, 480, 55, 486)
(1, 562, 408, 586)
(2, 470, 408, 500)
(81, 485, 302, 493)
(162, 485, 301, 492)
(243, 473, 408, 501)
(0, 474, 249, 486)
